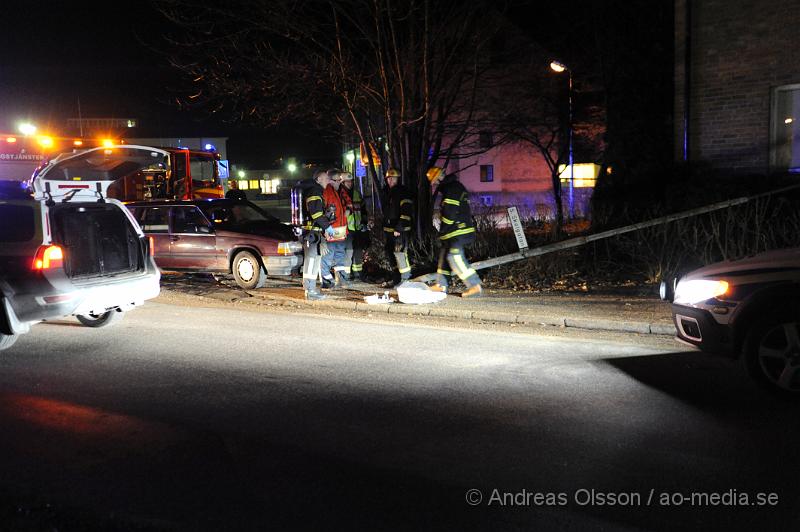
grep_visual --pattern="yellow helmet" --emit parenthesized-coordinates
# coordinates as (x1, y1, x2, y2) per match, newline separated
(426, 166, 445, 183)
(386, 168, 401, 178)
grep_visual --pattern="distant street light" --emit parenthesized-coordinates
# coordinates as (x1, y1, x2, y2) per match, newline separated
(550, 60, 574, 219)
(287, 162, 298, 173)
(18, 123, 37, 136)
(237, 170, 246, 178)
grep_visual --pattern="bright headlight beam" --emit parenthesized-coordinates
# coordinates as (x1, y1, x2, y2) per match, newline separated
(674, 279, 729, 305)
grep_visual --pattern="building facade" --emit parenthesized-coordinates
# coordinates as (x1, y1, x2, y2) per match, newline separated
(675, 0, 800, 175)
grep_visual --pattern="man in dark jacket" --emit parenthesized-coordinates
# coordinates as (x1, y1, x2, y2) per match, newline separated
(427, 166, 482, 298)
(296, 169, 336, 300)
(382, 168, 414, 286)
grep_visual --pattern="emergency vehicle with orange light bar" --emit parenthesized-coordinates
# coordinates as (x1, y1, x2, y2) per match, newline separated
(2, 133, 224, 201)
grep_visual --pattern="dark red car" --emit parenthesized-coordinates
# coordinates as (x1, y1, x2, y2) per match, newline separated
(126, 199, 303, 289)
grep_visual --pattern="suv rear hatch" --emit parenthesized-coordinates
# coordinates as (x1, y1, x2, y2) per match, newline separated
(28, 145, 168, 281)
(49, 202, 145, 279)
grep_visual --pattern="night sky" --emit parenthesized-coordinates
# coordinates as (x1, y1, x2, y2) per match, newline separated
(0, 1, 340, 168)
(1, 1, 671, 172)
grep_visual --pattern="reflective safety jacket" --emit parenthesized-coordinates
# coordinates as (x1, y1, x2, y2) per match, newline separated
(436, 174, 475, 241)
(298, 178, 331, 232)
(383, 184, 414, 234)
(340, 186, 366, 231)
(322, 184, 348, 241)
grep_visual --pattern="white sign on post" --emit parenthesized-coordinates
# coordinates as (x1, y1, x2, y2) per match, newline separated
(507, 206, 528, 251)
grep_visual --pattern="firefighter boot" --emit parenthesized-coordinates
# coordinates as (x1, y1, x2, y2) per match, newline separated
(321, 276, 334, 289)
(303, 279, 326, 301)
(461, 284, 483, 298)
(334, 270, 351, 289)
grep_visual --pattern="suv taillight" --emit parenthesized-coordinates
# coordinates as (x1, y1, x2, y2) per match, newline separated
(33, 245, 64, 270)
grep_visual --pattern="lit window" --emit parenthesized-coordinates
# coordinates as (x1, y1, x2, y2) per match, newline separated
(480, 165, 494, 182)
(237, 180, 249, 190)
(771, 84, 800, 172)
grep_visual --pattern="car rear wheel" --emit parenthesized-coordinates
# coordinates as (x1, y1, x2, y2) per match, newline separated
(743, 311, 800, 398)
(232, 250, 266, 290)
(0, 332, 18, 351)
(76, 310, 125, 328)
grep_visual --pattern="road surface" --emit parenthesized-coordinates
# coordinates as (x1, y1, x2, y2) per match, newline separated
(0, 296, 797, 530)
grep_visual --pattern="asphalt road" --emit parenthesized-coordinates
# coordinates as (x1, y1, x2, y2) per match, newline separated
(0, 297, 797, 531)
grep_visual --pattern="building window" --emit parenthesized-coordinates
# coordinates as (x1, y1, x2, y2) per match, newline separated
(771, 84, 800, 172)
(479, 131, 493, 148)
(479, 195, 494, 207)
(480, 164, 494, 182)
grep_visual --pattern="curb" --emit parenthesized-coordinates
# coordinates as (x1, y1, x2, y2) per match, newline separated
(234, 290, 677, 337)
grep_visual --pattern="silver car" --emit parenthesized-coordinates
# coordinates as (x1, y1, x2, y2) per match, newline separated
(663, 247, 800, 397)
(0, 146, 163, 350)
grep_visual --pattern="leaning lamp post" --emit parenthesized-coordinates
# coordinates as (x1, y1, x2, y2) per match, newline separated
(550, 60, 574, 219)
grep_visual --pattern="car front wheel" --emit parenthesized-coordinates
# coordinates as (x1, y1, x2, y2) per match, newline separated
(0, 332, 18, 351)
(76, 310, 125, 328)
(743, 311, 800, 398)
(232, 250, 266, 290)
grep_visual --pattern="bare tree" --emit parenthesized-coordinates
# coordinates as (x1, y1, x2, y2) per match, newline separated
(487, 48, 605, 236)
(154, 0, 508, 234)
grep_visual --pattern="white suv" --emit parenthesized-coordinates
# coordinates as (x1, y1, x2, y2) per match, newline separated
(0, 146, 163, 350)
(663, 247, 800, 397)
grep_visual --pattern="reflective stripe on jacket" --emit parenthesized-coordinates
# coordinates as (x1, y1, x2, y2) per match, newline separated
(437, 175, 475, 241)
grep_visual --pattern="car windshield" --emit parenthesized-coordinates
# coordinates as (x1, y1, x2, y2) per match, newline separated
(200, 202, 279, 228)
(39, 147, 169, 183)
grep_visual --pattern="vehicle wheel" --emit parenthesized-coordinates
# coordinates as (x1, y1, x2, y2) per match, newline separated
(76, 310, 125, 328)
(232, 250, 266, 290)
(0, 332, 18, 351)
(743, 310, 800, 398)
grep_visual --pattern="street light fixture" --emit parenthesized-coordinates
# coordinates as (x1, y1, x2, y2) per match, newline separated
(550, 60, 574, 219)
(287, 162, 297, 173)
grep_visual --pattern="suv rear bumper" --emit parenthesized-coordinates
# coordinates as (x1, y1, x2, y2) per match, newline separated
(1, 272, 160, 334)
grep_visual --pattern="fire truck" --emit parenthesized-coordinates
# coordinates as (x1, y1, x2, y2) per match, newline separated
(0, 134, 223, 201)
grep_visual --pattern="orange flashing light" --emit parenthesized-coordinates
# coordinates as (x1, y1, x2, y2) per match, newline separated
(33, 245, 64, 270)
(101, 139, 114, 147)
(37, 136, 54, 148)
(6, 137, 16, 143)
(73, 139, 84, 146)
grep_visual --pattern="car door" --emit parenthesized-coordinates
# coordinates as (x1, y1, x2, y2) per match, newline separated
(167, 206, 220, 270)
(129, 206, 173, 269)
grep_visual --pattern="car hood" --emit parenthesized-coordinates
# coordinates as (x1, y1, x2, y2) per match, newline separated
(683, 247, 800, 280)
(215, 220, 296, 241)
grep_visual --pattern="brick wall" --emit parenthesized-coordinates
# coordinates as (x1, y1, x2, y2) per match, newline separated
(675, 0, 800, 175)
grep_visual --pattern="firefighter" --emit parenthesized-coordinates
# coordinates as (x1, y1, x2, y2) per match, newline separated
(427, 167, 483, 298)
(338, 172, 370, 281)
(382, 167, 414, 286)
(297, 169, 336, 300)
(320, 169, 349, 288)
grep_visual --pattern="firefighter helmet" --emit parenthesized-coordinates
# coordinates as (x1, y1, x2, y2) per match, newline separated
(426, 166, 445, 183)
(386, 168, 401, 179)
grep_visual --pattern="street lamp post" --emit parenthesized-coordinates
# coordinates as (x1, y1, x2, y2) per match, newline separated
(550, 61, 574, 219)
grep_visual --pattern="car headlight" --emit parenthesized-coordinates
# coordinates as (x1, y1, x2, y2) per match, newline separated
(673, 279, 729, 305)
(277, 241, 303, 255)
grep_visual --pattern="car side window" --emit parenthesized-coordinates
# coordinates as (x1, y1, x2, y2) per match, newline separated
(171, 206, 213, 234)
(136, 207, 169, 233)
